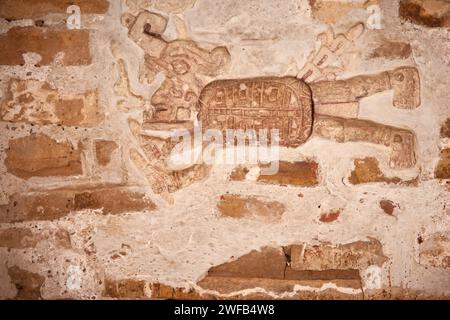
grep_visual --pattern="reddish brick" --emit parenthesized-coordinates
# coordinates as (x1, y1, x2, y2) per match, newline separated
(319, 209, 341, 222)
(0, 27, 91, 66)
(0, 227, 71, 249)
(5, 134, 83, 179)
(435, 148, 450, 179)
(379, 200, 397, 216)
(0, 187, 156, 223)
(0, 0, 109, 20)
(8, 266, 45, 300)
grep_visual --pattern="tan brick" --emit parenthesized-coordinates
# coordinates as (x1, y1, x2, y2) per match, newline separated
(0, 27, 91, 66)
(8, 266, 45, 300)
(207, 247, 286, 279)
(0, 227, 71, 249)
(103, 279, 148, 299)
(349, 157, 418, 186)
(435, 148, 450, 179)
(257, 161, 319, 187)
(400, 0, 450, 28)
(0, 187, 156, 223)
(95, 140, 118, 166)
(418, 233, 450, 268)
(290, 238, 388, 270)
(5, 134, 83, 179)
(0, 0, 109, 20)
(0, 79, 103, 127)
(217, 194, 285, 222)
(369, 40, 412, 59)
(309, 0, 374, 24)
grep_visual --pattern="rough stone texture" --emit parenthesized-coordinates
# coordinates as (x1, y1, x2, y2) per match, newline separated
(0, 0, 109, 20)
(5, 134, 83, 179)
(217, 194, 285, 222)
(399, 0, 450, 28)
(0, 27, 91, 66)
(0, 0, 449, 301)
(418, 233, 450, 268)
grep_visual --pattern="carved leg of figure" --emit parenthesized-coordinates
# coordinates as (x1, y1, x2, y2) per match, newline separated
(310, 66, 420, 109)
(312, 114, 416, 169)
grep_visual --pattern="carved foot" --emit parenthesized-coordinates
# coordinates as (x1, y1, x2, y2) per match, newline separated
(389, 129, 416, 169)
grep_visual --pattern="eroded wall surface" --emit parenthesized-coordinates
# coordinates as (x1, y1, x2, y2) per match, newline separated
(0, 0, 449, 299)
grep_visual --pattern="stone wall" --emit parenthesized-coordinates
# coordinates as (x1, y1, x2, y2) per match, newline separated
(0, 0, 448, 300)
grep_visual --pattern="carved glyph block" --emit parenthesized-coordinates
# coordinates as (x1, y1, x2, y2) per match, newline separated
(198, 77, 313, 147)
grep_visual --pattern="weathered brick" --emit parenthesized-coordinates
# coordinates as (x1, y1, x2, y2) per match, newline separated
(349, 157, 417, 185)
(229, 165, 249, 181)
(0, 79, 102, 127)
(0, 187, 156, 223)
(103, 279, 148, 299)
(379, 199, 397, 216)
(8, 266, 45, 300)
(418, 233, 450, 268)
(0, 27, 91, 66)
(0, 0, 109, 20)
(399, 0, 450, 28)
(5, 134, 83, 179)
(435, 148, 450, 179)
(257, 161, 319, 187)
(441, 118, 450, 138)
(370, 40, 412, 59)
(95, 140, 118, 166)
(0, 227, 71, 249)
(196, 244, 365, 298)
(207, 247, 286, 279)
(217, 194, 285, 222)
(319, 209, 341, 223)
(289, 238, 387, 270)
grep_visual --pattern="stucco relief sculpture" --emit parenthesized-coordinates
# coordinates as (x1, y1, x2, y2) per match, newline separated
(121, 11, 420, 198)
(199, 67, 419, 169)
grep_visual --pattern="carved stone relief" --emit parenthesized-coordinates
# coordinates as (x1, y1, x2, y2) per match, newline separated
(119, 10, 230, 199)
(119, 10, 421, 199)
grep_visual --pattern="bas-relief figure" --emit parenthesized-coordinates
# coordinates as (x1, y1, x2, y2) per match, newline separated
(121, 10, 420, 197)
